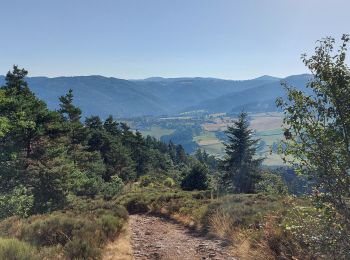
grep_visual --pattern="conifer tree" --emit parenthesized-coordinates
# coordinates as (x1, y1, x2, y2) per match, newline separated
(221, 112, 263, 193)
(0, 66, 69, 212)
(176, 145, 187, 164)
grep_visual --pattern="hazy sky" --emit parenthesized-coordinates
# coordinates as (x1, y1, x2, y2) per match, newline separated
(0, 0, 349, 79)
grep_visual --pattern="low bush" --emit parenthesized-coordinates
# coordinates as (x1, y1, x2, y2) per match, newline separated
(255, 172, 289, 195)
(100, 214, 123, 240)
(0, 197, 128, 260)
(102, 176, 124, 200)
(139, 175, 153, 187)
(64, 237, 101, 260)
(282, 202, 350, 259)
(125, 197, 149, 214)
(0, 237, 38, 260)
(163, 177, 175, 188)
(20, 213, 90, 247)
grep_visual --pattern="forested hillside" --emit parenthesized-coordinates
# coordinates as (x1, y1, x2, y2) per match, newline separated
(0, 74, 309, 118)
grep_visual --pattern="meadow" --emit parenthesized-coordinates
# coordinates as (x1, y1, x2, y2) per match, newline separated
(132, 112, 285, 165)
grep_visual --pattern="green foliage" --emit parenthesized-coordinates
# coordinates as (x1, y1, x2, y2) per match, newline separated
(195, 149, 218, 170)
(0, 65, 196, 220)
(0, 185, 34, 219)
(102, 175, 124, 200)
(69, 170, 102, 198)
(255, 172, 289, 195)
(221, 112, 263, 193)
(181, 163, 209, 191)
(124, 197, 150, 214)
(64, 237, 101, 260)
(20, 213, 88, 247)
(0, 116, 10, 138)
(139, 175, 154, 187)
(0, 198, 127, 259)
(276, 35, 350, 257)
(0, 90, 10, 138)
(163, 177, 175, 187)
(99, 214, 123, 240)
(0, 238, 38, 260)
(277, 35, 350, 215)
(283, 202, 350, 259)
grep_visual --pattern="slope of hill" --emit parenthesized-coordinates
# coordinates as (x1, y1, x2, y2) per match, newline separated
(1, 76, 170, 118)
(0, 74, 310, 118)
(185, 74, 312, 113)
(131, 77, 280, 111)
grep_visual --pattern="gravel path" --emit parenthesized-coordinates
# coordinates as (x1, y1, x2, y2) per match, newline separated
(129, 214, 236, 260)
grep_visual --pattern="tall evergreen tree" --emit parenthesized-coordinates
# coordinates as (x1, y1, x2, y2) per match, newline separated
(0, 66, 69, 212)
(103, 115, 121, 136)
(221, 112, 263, 193)
(176, 144, 187, 164)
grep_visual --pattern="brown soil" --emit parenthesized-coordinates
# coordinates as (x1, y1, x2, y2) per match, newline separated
(129, 214, 236, 260)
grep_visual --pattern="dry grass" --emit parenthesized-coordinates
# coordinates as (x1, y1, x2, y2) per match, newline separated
(208, 209, 234, 238)
(102, 222, 133, 260)
(208, 208, 277, 259)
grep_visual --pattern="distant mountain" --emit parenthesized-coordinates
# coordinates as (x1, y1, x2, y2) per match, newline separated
(130, 77, 280, 111)
(185, 74, 312, 113)
(0, 74, 311, 118)
(0, 76, 169, 118)
(253, 75, 281, 81)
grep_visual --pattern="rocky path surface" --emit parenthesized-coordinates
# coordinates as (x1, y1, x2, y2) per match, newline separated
(129, 214, 236, 260)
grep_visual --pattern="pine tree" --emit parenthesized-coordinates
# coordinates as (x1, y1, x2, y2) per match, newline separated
(103, 115, 121, 136)
(181, 163, 209, 191)
(58, 89, 86, 155)
(221, 112, 263, 193)
(176, 144, 187, 164)
(0, 66, 69, 212)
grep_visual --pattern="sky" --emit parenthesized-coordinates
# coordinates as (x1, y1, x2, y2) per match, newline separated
(0, 0, 349, 80)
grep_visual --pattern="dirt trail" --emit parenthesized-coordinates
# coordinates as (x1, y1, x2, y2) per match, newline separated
(129, 214, 236, 260)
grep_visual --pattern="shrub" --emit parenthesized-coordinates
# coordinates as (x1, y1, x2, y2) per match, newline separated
(139, 175, 153, 187)
(0, 238, 38, 260)
(69, 171, 102, 198)
(20, 214, 80, 246)
(0, 197, 128, 259)
(163, 177, 175, 188)
(181, 164, 209, 191)
(0, 216, 23, 238)
(102, 176, 124, 200)
(64, 238, 101, 260)
(255, 172, 289, 195)
(100, 214, 123, 240)
(283, 203, 350, 259)
(66, 196, 128, 220)
(0, 186, 34, 219)
(125, 197, 149, 214)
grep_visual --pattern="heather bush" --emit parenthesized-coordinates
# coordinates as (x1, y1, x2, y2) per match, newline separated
(163, 177, 175, 188)
(0, 238, 38, 260)
(100, 214, 123, 240)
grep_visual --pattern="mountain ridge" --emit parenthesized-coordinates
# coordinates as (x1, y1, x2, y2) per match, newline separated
(0, 74, 311, 118)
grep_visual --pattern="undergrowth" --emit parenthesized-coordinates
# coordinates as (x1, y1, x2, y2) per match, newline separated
(0, 196, 128, 259)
